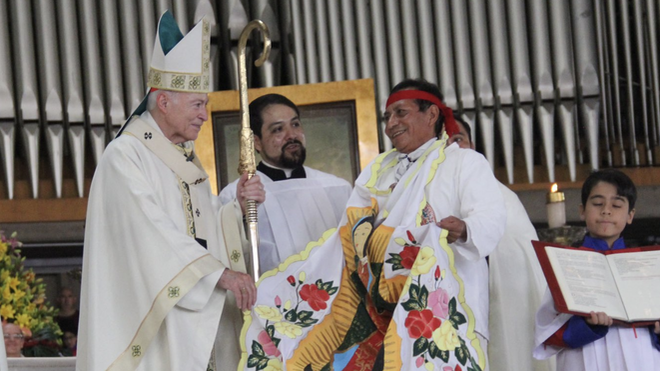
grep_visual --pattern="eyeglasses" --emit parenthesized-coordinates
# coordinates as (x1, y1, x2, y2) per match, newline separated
(3, 334, 25, 340)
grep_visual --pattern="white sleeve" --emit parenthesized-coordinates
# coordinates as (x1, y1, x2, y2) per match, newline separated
(219, 181, 237, 205)
(534, 289, 572, 359)
(177, 270, 224, 310)
(453, 152, 507, 260)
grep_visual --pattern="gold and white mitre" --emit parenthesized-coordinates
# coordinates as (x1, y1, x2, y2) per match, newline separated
(147, 11, 211, 93)
(118, 10, 210, 135)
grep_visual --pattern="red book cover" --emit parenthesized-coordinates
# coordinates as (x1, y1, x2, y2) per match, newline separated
(532, 240, 660, 326)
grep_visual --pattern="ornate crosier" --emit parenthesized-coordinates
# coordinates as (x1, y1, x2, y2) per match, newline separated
(237, 20, 271, 281)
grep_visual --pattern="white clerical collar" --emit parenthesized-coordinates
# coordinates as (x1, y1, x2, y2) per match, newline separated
(261, 160, 294, 178)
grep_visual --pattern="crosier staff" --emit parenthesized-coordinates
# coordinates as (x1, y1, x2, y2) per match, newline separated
(237, 20, 271, 281)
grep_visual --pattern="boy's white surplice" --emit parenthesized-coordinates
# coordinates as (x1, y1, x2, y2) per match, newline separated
(240, 136, 505, 370)
(535, 290, 660, 371)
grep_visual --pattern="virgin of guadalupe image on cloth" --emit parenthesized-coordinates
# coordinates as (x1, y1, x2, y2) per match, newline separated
(239, 135, 488, 371)
(351, 216, 375, 288)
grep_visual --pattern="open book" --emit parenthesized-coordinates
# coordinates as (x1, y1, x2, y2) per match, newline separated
(533, 240, 660, 325)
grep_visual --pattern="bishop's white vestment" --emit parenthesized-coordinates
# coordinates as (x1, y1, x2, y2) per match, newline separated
(77, 113, 247, 371)
(219, 167, 351, 272)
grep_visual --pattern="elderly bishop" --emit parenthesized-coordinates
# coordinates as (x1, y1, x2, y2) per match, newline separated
(76, 11, 263, 371)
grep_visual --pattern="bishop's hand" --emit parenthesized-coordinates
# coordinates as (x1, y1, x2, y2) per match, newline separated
(217, 268, 257, 311)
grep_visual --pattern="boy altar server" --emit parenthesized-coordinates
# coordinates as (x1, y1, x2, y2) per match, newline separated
(534, 169, 660, 371)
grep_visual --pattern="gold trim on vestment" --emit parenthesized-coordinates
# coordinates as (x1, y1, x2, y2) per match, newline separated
(107, 254, 224, 370)
(122, 118, 209, 185)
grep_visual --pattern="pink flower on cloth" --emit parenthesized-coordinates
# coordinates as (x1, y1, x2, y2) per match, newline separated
(443, 367, 453, 371)
(428, 287, 450, 319)
(416, 356, 425, 368)
(257, 330, 281, 357)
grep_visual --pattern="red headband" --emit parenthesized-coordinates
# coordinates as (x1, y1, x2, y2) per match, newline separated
(385, 90, 459, 137)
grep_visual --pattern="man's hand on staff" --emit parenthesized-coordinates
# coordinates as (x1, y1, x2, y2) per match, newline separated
(437, 216, 468, 244)
(217, 269, 257, 311)
(237, 172, 266, 215)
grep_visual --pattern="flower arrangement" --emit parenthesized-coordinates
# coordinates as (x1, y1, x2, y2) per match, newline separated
(1, 230, 62, 356)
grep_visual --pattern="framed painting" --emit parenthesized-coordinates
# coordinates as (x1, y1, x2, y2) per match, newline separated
(195, 79, 380, 194)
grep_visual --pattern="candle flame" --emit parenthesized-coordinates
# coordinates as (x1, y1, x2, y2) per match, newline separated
(551, 183, 558, 193)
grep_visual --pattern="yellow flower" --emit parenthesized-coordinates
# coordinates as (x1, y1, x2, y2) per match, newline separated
(283, 300, 292, 311)
(2, 285, 10, 300)
(27, 303, 36, 312)
(0, 242, 7, 258)
(16, 313, 31, 329)
(298, 271, 306, 283)
(433, 321, 461, 351)
(424, 362, 434, 371)
(0, 303, 15, 319)
(13, 289, 26, 301)
(411, 247, 437, 276)
(255, 305, 283, 322)
(8, 277, 20, 290)
(0, 269, 9, 281)
(274, 322, 303, 339)
(263, 359, 284, 371)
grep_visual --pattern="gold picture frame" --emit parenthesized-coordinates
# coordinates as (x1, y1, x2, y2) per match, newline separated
(196, 79, 380, 194)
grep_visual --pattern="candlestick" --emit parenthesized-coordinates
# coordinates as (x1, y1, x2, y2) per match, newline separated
(547, 183, 566, 229)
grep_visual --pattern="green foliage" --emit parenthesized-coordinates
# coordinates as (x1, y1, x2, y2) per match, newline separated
(385, 253, 404, 270)
(413, 336, 429, 357)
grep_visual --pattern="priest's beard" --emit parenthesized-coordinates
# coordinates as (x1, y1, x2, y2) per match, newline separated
(280, 140, 306, 168)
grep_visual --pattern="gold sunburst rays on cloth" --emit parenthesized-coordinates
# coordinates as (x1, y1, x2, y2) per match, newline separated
(284, 268, 360, 370)
(287, 199, 384, 370)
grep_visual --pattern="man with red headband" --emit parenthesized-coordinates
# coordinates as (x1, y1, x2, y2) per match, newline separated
(371, 78, 505, 369)
(239, 79, 505, 371)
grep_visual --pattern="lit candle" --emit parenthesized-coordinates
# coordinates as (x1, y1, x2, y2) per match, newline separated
(547, 183, 566, 229)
